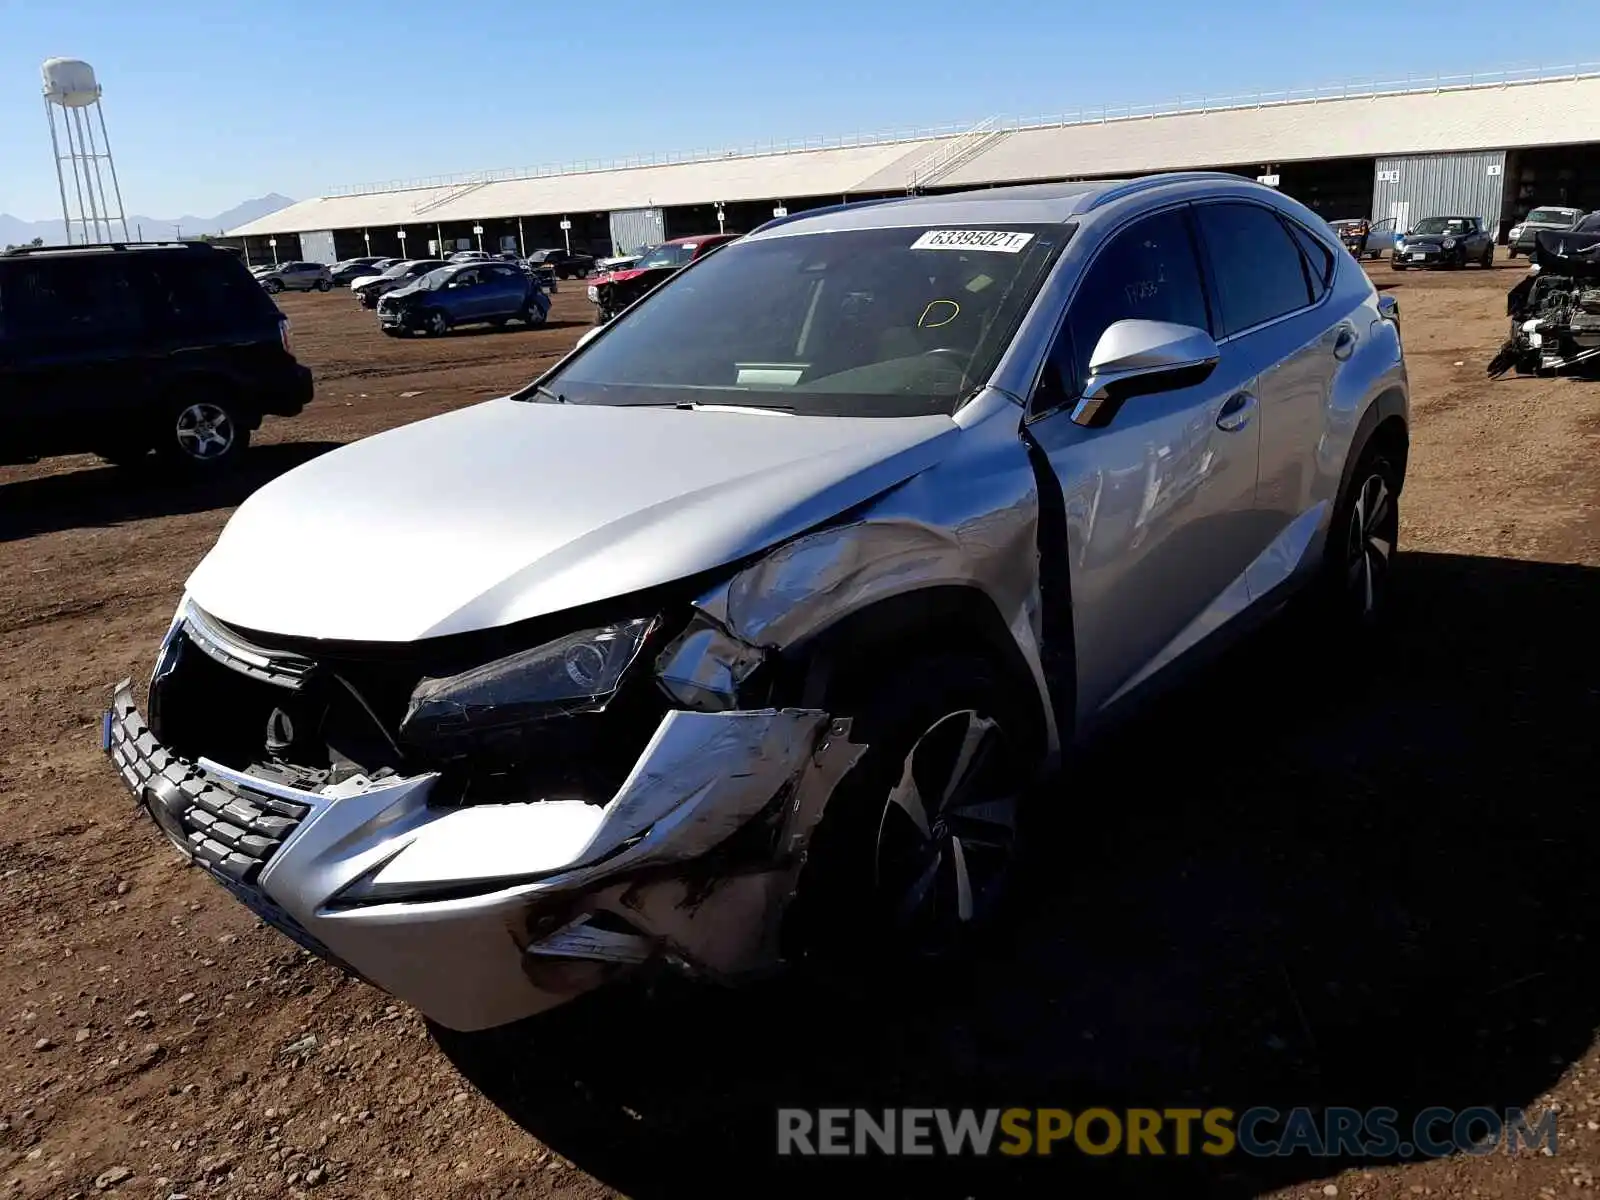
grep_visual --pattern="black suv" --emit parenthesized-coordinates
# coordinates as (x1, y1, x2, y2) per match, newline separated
(526, 247, 595, 278)
(0, 241, 313, 471)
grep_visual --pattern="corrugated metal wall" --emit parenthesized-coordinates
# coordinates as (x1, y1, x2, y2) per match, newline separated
(1371, 150, 1507, 234)
(608, 208, 665, 256)
(299, 230, 337, 263)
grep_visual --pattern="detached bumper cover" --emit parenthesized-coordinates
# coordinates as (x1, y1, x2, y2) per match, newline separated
(103, 681, 863, 1031)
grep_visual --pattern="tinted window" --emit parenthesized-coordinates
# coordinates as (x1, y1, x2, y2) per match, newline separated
(1061, 207, 1210, 394)
(1285, 219, 1335, 296)
(0, 259, 142, 340)
(141, 255, 275, 334)
(485, 265, 518, 280)
(1196, 202, 1314, 335)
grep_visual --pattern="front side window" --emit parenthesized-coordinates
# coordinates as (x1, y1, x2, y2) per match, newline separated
(1195, 202, 1314, 336)
(1060, 207, 1210, 394)
(536, 223, 1069, 417)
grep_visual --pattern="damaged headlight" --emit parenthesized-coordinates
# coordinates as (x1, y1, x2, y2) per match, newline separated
(400, 617, 658, 746)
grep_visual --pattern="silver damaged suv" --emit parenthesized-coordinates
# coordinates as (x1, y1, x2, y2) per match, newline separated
(104, 173, 1409, 1032)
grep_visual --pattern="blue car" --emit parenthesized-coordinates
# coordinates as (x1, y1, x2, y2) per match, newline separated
(377, 261, 550, 337)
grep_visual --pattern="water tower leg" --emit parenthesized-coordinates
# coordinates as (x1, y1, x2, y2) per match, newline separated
(44, 100, 74, 246)
(70, 107, 105, 242)
(59, 103, 91, 245)
(94, 102, 129, 240)
(80, 104, 115, 242)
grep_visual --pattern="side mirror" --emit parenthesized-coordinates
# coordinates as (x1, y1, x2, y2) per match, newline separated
(1070, 320, 1220, 427)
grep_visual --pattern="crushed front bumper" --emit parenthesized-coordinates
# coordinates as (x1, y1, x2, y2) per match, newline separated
(103, 682, 862, 1031)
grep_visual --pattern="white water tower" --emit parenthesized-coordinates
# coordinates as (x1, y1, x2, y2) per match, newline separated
(41, 58, 129, 244)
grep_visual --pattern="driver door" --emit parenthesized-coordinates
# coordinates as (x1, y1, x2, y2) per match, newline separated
(1025, 204, 1267, 719)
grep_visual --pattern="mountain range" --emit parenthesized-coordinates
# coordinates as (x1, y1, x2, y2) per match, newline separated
(0, 193, 295, 247)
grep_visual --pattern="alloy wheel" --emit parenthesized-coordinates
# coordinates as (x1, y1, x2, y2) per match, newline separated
(429, 311, 449, 336)
(872, 708, 1018, 953)
(1344, 470, 1397, 621)
(174, 402, 236, 462)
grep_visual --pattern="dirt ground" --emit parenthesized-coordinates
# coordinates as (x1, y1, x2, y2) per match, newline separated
(2, 260, 1598, 1200)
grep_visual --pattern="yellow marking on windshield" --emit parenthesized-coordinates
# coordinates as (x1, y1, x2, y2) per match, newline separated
(919, 300, 961, 328)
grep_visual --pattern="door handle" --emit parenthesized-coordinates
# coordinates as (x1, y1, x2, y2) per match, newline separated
(1216, 391, 1257, 432)
(1333, 326, 1358, 361)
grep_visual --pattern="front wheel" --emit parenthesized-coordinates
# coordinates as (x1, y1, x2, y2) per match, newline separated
(264, 279, 283, 294)
(1508, 247, 1520, 259)
(1391, 261, 1408, 271)
(785, 653, 1031, 971)
(424, 309, 451, 337)
(521, 303, 547, 327)
(1480, 246, 1495, 268)
(316, 279, 333, 292)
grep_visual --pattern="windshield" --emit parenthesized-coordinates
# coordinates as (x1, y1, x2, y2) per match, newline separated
(380, 261, 417, 278)
(1527, 208, 1579, 225)
(1577, 213, 1600, 233)
(532, 223, 1069, 418)
(634, 243, 698, 270)
(417, 267, 455, 289)
(1411, 217, 1472, 235)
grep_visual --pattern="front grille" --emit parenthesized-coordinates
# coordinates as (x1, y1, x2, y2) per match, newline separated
(106, 687, 310, 884)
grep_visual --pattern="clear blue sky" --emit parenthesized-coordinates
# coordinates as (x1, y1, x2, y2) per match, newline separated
(2, 0, 1596, 220)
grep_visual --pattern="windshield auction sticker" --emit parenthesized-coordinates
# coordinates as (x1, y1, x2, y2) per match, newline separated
(911, 229, 1035, 253)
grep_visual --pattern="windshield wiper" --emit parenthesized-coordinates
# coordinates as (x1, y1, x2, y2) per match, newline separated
(673, 400, 795, 415)
(530, 384, 567, 404)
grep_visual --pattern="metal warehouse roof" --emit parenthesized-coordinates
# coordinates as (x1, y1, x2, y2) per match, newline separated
(931, 75, 1600, 188)
(228, 67, 1600, 238)
(227, 139, 940, 236)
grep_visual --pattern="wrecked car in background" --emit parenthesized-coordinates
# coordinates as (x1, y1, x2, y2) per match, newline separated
(104, 174, 1409, 1033)
(585, 234, 738, 324)
(1489, 227, 1600, 377)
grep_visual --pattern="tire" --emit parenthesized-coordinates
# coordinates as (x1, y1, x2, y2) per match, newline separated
(424, 309, 450, 337)
(264, 279, 283, 294)
(1391, 261, 1407, 271)
(784, 652, 1033, 971)
(316, 279, 333, 292)
(1480, 246, 1495, 268)
(1315, 446, 1401, 635)
(1508, 247, 1520, 260)
(157, 394, 250, 472)
(521, 302, 547, 328)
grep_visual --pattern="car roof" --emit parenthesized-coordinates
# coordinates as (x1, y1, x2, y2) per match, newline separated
(742, 173, 1290, 241)
(666, 233, 734, 246)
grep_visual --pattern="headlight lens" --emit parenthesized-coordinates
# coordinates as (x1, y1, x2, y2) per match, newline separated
(400, 617, 657, 745)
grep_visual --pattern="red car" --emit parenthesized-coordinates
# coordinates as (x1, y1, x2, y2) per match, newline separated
(585, 233, 739, 324)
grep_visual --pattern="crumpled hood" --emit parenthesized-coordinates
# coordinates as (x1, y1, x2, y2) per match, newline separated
(591, 267, 652, 288)
(186, 398, 962, 642)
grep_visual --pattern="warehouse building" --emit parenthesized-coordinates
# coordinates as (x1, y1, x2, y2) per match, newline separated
(227, 64, 1600, 263)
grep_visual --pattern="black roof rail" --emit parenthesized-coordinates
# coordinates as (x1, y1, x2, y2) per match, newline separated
(1083, 171, 1258, 212)
(1, 239, 220, 257)
(747, 195, 909, 236)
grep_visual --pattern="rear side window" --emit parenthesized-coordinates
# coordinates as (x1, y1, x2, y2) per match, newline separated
(140, 254, 276, 334)
(1195, 202, 1315, 336)
(0, 258, 142, 340)
(1284, 219, 1335, 298)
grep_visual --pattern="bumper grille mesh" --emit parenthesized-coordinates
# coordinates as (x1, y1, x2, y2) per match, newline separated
(106, 687, 310, 883)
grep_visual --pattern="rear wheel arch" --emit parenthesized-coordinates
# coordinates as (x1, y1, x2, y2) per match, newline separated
(1338, 389, 1409, 506)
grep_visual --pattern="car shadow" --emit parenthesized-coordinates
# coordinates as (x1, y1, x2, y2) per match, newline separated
(434, 549, 1600, 1198)
(0, 441, 342, 543)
